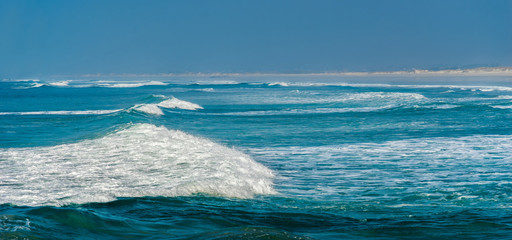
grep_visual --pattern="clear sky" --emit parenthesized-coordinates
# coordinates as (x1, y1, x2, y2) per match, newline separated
(0, 0, 511, 77)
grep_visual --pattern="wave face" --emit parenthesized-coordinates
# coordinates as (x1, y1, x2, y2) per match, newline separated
(0, 124, 275, 206)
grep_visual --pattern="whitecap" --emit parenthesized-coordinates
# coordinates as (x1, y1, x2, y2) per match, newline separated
(495, 95, 512, 99)
(268, 82, 289, 87)
(14, 82, 44, 89)
(129, 97, 203, 116)
(131, 104, 164, 116)
(194, 88, 215, 92)
(194, 80, 239, 85)
(157, 97, 203, 110)
(47, 80, 71, 87)
(491, 105, 512, 109)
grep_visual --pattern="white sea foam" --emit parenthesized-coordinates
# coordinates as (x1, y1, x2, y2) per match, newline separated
(491, 105, 512, 109)
(420, 104, 459, 109)
(194, 80, 239, 85)
(0, 216, 31, 232)
(157, 97, 204, 110)
(47, 80, 71, 87)
(239, 92, 426, 105)
(195, 88, 215, 92)
(250, 135, 512, 200)
(130, 97, 203, 116)
(0, 124, 275, 206)
(131, 104, 164, 116)
(268, 82, 290, 87)
(495, 95, 512, 99)
(23, 82, 44, 89)
(219, 106, 392, 116)
(0, 110, 122, 115)
(265, 82, 512, 92)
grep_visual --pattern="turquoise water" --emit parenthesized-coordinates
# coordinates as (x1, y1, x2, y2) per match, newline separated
(2, 75, 512, 239)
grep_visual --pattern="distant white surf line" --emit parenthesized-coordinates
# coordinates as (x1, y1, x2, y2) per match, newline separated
(0, 109, 122, 115)
(267, 82, 512, 92)
(97, 81, 168, 88)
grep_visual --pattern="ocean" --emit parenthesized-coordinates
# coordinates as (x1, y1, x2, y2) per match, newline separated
(2, 75, 512, 239)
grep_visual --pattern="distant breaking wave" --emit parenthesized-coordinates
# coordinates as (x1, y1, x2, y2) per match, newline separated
(0, 96, 203, 116)
(4, 79, 168, 89)
(130, 96, 203, 116)
(97, 80, 168, 88)
(0, 124, 276, 206)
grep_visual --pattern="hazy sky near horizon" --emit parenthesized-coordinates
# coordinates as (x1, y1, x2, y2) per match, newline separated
(0, 0, 511, 77)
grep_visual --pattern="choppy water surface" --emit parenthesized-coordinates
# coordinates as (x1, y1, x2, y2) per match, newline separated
(2, 75, 512, 239)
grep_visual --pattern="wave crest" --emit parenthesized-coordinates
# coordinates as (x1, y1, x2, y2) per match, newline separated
(157, 97, 204, 110)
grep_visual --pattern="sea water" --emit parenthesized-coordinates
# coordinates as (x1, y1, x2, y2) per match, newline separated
(1, 75, 512, 239)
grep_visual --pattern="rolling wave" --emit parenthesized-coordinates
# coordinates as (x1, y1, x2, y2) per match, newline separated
(0, 124, 276, 206)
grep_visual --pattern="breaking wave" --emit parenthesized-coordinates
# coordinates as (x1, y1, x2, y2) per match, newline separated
(97, 81, 168, 88)
(0, 124, 276, 206)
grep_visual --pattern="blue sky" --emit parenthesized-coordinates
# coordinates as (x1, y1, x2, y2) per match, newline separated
(0, 0, 511, 77)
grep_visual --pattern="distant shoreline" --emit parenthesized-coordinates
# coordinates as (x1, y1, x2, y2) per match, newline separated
(52, 67, 512, 78)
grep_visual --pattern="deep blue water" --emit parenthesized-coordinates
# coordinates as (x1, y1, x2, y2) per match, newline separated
(2, 75, 512, 239)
